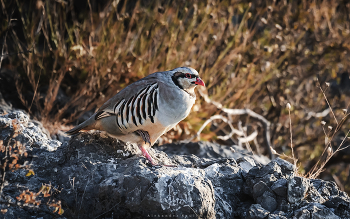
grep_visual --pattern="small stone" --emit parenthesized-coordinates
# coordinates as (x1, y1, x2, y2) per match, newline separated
(294, 203, 340, 219)
(273, 158, 294, 173)
(317, 181, 340, 197)
(253, 181, 270, 198)
(277, 198, 291, 212)
(247, 204, 270, 219)
(288, 177, 310, 204)
(306, 186, 326, 203)
(271, 178, 288, 197)
(237, 157, 257, 173)
(256, 191, 277, 212)
(324, 195, 350, 209)
(262, 161, 282, 175)
(294, 208, 311, 219)
(268, 211, 287, 219)
(262, 174, 279, 186)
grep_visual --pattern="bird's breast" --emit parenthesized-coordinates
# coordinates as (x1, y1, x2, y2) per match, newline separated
(157, 88, 195, 127)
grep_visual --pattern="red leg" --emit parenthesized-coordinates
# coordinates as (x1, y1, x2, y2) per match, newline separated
(138, 144, 159, 166)
(135, 130, 176, 167)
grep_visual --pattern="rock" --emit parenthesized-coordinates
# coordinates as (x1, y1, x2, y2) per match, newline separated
(158, 141, 270, 165)
(271, 178, 288, 197)
(0, 110, 61, 151)
(273, 158, 295, 175)
(268, 211, 288, 219)
(323, 192, 350, 218)
(257, 191, 277, 212)
(252, 181, 277, 212)
(288, 177, 310, 204)
(243, 158, 294, 199)
(237, 156, 259, 173)
(246, 204, 270, 219)
(99, 163, 216, 218)
(1, 105, 350, 219)
(294, 203, 340, 219)
(204, 162, 243, 218)
(306, 185, 326, 204)
(277, 198, 291, 212)
(253, 181, 271, 199)
(324, 195, 350, 209)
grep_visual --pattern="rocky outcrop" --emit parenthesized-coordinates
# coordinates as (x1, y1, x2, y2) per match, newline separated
(1, 102, 350, 218)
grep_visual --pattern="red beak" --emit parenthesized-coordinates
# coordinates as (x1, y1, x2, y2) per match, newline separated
(195, 78, 205, 86)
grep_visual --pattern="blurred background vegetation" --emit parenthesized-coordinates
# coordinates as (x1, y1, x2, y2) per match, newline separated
(1, 0, 350, 193)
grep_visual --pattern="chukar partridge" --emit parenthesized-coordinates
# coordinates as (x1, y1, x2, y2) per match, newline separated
(66, 67, 205, 165)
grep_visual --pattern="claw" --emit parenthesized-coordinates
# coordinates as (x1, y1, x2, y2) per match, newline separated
(138, 145, 159, 166)
(134, 130, 151, 145)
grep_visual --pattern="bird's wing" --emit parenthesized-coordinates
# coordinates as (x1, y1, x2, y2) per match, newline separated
(94, 73, 162, 130)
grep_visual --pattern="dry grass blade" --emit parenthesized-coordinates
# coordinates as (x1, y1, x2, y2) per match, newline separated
(317, 80, 338, 125)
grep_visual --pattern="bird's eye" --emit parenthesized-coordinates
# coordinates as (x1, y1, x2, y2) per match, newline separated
(185, 73, 192, 79)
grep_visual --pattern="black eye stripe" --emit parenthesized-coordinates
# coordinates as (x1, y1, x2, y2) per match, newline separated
(174, 72, 197, 79)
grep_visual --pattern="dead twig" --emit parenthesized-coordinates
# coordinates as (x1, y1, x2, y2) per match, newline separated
(189, 114, 244, 141)
(306, 108, 330, 120)
(238, 129, 258, 149)
(197, 88, 274, 158)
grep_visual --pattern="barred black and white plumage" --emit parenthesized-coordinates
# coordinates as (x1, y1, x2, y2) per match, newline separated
(66, 67, 205, 166)
(111, 83, 159, 129)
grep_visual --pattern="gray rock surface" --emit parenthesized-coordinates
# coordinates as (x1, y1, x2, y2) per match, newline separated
(294, 202, 340, 219)
(1, 99, 350, 219)
(288, 177, 310, 204)
(246, 204, 270, 219)
(0, 110, 61, 151)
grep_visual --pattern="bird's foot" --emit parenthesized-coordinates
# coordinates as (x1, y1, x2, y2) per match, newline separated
(138, 145, 177, 167)
(135, 130, 160, 166)
(138, 145, 159, 166)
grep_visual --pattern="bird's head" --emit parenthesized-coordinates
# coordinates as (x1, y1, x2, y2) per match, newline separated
(170, 67, 205, 93)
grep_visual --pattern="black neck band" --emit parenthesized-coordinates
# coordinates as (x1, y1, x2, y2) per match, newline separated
(172, 74, 184, 90)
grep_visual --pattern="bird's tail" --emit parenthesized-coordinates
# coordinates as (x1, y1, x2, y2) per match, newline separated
(66, 116, 96, 135)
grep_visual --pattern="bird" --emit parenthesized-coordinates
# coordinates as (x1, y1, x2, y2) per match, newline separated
(66, 67, 205, 165)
